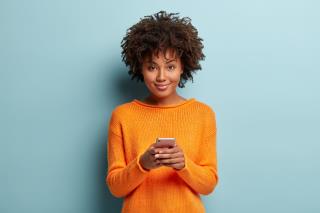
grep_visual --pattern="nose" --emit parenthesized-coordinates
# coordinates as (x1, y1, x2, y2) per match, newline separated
(156, 68, 166, 82)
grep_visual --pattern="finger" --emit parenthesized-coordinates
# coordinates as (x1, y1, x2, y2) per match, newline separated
(156, 146, 180, 154)
(148, 146, 157, 155)
(149, 149, 157, 155)
(155, 153, 171, 159)
(159, 157, 184, 164)
(162, 162, 184, 168)
(155, 152, 183, 159)
(155, 159, 163, 165)
(153, 147, 168, 154)
(171, 162, 185, 170)
(152, 144, 167, 154)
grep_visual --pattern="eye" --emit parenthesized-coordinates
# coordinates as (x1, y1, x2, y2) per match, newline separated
(147, 65, 157, 71)
(168, 65, 176, 71)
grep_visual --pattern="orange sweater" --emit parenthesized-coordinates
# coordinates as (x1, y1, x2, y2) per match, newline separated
(106, 98, 218, 213)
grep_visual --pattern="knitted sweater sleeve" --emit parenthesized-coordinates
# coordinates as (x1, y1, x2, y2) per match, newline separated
(175, 108, 219, 195)
(105, 110, 150, 198)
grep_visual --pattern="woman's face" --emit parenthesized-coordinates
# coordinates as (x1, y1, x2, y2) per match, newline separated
(141, 49, 183, 99)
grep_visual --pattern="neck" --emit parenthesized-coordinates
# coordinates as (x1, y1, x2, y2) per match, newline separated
(144, 93, 186, 106)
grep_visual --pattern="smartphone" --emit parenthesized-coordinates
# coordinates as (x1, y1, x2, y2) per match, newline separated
(154, 137, 176, 148)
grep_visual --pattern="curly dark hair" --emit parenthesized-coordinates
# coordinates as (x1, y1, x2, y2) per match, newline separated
(121, 11, 205, 88)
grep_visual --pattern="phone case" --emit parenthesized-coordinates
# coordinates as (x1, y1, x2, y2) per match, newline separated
(154, 137, 176, 148)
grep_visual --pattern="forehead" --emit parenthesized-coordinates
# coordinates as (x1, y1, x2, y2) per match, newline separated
(144, 48, 178, 62)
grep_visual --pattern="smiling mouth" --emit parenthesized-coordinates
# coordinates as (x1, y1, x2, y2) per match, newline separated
(155, 84, 170, 90)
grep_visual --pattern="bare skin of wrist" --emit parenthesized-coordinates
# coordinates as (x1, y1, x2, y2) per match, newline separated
(139, 157, 150, 171)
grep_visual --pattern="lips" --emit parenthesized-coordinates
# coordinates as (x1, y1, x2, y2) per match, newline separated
(155, 83, 170, 91)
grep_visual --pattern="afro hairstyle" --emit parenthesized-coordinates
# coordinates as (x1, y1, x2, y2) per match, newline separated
(121, 10, 205, 88)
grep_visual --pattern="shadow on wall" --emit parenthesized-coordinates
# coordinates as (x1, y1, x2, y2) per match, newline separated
(108, 65, 148, 106)
(97, 65, 147, 212)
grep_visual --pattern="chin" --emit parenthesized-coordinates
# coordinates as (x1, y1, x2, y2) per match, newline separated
(147, 84, 177, 98)
(152, 91, 173, 99)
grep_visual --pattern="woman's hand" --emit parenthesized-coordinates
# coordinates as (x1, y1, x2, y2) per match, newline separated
(139, 143, 162, 171)
(154, 144, 185, 170)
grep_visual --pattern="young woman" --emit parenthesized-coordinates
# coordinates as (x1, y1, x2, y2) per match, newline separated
(106, 11, 218, 213)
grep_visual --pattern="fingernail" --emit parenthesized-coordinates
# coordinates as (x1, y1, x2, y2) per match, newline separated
(155, 154, 159, 158)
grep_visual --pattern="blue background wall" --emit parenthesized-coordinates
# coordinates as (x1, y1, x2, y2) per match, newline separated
(1, 0, 319, 212)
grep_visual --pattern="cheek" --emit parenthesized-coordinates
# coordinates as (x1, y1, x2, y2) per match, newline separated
(142, 72, 154, 82)
(169, 73, 182, 83)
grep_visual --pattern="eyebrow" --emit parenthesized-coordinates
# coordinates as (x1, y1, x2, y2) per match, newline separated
(147, 59, 177, 64)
